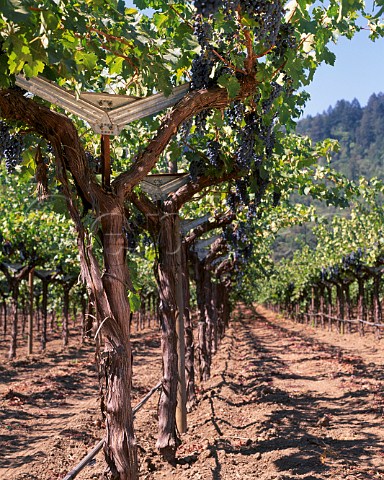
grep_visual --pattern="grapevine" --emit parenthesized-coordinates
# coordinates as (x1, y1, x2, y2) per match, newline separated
(193, 0, 222, 17)
(0, 121, 24, 172)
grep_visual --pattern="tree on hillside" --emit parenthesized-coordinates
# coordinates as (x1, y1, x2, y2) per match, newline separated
(357, 93, 384, 149)
(0, 1, 382, 478)
(298, 92, 384, 180)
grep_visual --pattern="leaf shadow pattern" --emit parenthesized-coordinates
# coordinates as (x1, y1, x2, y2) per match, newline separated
(191, 307, 384, 479)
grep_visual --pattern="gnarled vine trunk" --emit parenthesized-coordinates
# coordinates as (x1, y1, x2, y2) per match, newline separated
(41, 280, 48, 351)
(182, 241, 196, 410)
(62, 285, 70, 347)
(9, 285, 19, 359)
(336, 283, 345, 334)
(92, 202, 138, 480)
(344, 283, 352, 334)
(372, 275, 382, 339)
(194, 257, 212, 382)
(357, 277, 365, 336)
(0, 264, 32, 359)
(155, 207, 181, 461)
(204, 271, 213, 374)
(210, 281, 218, 355)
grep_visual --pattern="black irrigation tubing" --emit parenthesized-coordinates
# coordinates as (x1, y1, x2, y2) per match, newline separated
(62, 381, 162, 480)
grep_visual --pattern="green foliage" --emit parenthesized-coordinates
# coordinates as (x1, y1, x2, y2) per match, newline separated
(0, 165, 78, 271)
(258, 179, 384, 305)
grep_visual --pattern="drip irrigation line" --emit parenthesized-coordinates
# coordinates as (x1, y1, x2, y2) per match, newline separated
(62, 381, 162, 480)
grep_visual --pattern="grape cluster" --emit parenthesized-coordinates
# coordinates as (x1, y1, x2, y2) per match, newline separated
(18, 241, 28, 262)
(123, 212, 148, 252)
(193, 19, 212, 47)
(190, 16, 216, 92)
(272, 190, 281, 207)
(180, 117, 193, 138)
(229, 88, 281, 173)
(194, 0, 223, 17)
(342, 250, 363, 272)
(194, 109, 212, 134)
(226, 102, 246, 128)
(274, 23, 297, 58)
(0, 122, 24, 172)
(321, 265, 340, 282)
(191, 50, 215, 90)
(206, 140, 221, 167)
(258, 120, 276, 157)
(85, 151, 102, 174)
(2, 239, 13, 257)
(223, 221, 254, 272)
(226, 190, 240, 212)
(224, 0, 240, 15)
(262, 82, 283, 115)
(189, 156, 208, 182)
(253, 167, 270, 207)
(235, 112, 258, 169)
(222, 224, 234, 243)
(235, 178, 249, 204)
(320, 247, 366, 283)
(0, 122, 11, 157)
(246, 201, 257, 220)
(240, 0, 283, 49)
(124, 228, 138, 252)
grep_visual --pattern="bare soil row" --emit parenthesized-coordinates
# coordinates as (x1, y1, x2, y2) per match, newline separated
(1, 305, 383, 479)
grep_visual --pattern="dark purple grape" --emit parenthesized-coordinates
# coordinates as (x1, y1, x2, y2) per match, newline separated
(0, 122, 24, 172)
(194, 0, 223, 17)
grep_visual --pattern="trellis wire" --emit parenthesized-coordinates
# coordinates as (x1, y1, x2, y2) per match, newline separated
(62, 381, 162, 480)
(301, 312, 384, 328)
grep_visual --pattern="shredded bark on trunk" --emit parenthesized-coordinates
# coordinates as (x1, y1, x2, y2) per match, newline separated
(155, 206, 181, 462)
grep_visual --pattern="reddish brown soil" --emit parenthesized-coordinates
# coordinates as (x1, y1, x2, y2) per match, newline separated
(1, 305, 384, 480)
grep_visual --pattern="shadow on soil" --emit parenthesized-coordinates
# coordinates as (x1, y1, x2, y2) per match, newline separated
(0, 342, 100, 470)
(197, 307, 383, 480)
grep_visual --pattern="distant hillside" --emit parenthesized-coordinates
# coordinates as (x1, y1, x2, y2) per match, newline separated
(272, 93, 384, 262)
(297, 93, 384, 180)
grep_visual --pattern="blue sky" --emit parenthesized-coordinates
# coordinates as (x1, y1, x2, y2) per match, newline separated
(302, 30, 384, 118)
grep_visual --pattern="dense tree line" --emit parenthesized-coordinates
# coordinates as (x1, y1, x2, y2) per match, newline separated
(297, 93, 384, 180)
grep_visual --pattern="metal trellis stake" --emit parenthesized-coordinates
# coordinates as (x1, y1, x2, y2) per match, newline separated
(15, 75, 189, 190)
